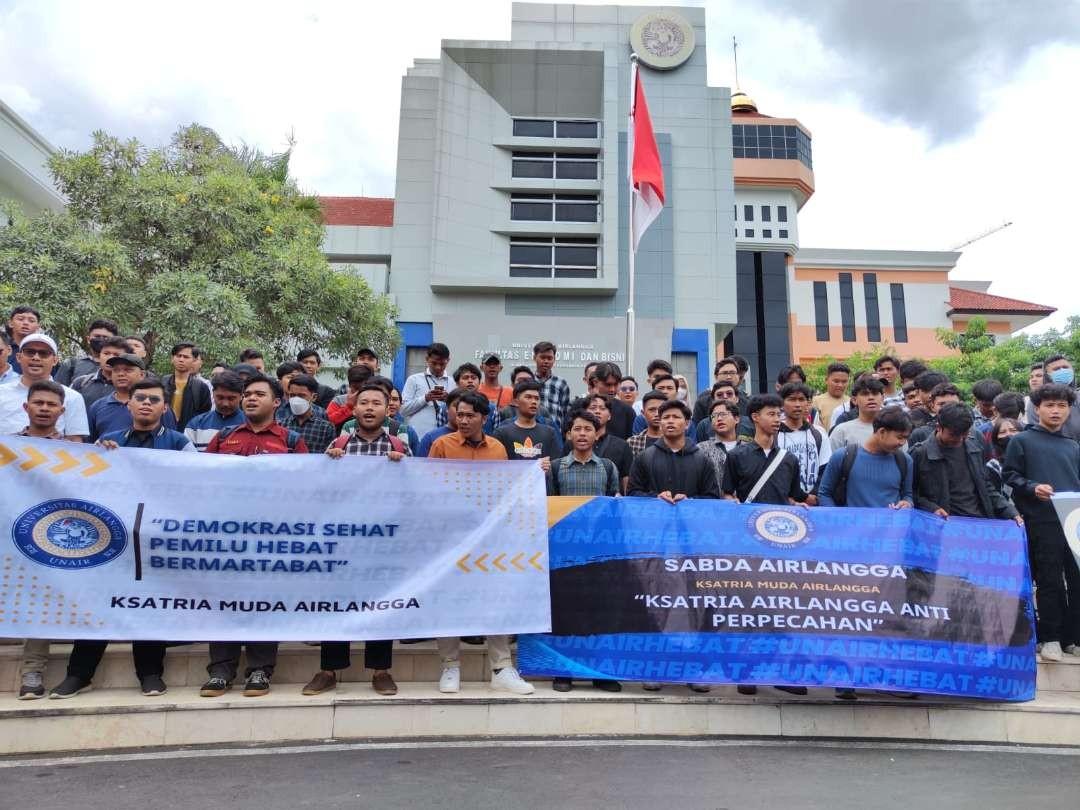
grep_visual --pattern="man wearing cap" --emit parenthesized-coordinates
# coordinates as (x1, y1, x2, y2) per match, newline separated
(479, 354, 514, 411)
(87, 354, 178, 441)
(0, 333, 89, 441)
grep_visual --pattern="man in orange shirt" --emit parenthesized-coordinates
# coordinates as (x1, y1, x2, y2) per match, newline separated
(478, 354, 513, 410)
(427, 391, 533, 695)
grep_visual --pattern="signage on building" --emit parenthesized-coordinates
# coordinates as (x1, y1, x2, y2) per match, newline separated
(630, 11, 696, 71)
(471, 343, 625, 370)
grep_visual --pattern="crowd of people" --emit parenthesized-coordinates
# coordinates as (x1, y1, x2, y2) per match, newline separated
(3, 305, 1079, 704)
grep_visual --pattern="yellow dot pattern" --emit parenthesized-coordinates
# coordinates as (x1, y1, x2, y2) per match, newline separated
(0, 555, 103, 628)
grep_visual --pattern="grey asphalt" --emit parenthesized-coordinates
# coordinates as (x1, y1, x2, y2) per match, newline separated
(4, 740, 1079, 809)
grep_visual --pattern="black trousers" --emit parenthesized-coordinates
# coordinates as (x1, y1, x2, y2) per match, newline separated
(319, 640, 393, 672)
(67, 640, 167, 681)
(1029, 520, 1080, 646)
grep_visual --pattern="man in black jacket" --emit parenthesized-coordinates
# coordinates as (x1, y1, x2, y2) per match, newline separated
(911, 403, 1020, 523)
(629, 400, 720, 501)
(161, 342, 212, 430)
(1004, 383, 1080, 662)
(586, 362, 635, 439)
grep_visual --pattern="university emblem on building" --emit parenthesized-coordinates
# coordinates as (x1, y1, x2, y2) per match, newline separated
(750, 509, 811, 550)
(631, 12, 695, 71)
(12, 499, 128, 570)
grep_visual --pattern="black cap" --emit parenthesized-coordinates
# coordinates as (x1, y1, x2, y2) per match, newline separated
(355, 347, 378, 360)
(106, 353, 146, 370)
(481, 353, 501, 366)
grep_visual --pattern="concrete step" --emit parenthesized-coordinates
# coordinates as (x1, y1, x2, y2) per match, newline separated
(3, 641, 1080, 692)
(1, 683, 1079, 755)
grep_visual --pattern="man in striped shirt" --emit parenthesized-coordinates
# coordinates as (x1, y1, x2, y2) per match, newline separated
(184, 372, 245, 451)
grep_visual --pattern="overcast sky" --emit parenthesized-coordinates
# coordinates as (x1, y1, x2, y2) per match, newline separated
(2, 0, 1078, 331)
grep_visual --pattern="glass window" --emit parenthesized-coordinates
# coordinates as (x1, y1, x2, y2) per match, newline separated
(778, 206, 788, 222)
(511, 200, 554, 221)
(554, 244, 598, 266)
(511, 158, 553, 179)
(891, 283, 909, 343)
(510, 237, 599, 279)
(762, 229, 772, 238)
(814, 281, 830, 341)
(778, 229, 789, 239)
(743, 205, 754, 221)
(555, 159, 598, 180)
(511, 194, 600, 223)
(839, 273, 856, 342)
(761, 206, 771, 222)
(555, 121, 599, 138)
(744, 229, 754, 238)
(513, 119, 554, 137)
(730, 124, 813, 169)
(554, 200, 599, 222)
(509, 243, 552, 266)
(864, 272, 881, 343)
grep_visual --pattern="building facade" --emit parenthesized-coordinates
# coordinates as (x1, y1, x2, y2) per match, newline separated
(0, 100, 65, 221)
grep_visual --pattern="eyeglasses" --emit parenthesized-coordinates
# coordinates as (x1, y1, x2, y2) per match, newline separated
(20, 348, 54, 359)
(618, 386, 637, 393)
(711, 411, 729, 420)
(132, 393, 164, 404)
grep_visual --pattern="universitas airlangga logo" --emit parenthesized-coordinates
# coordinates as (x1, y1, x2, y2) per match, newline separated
(749, 508, 812, 550)
(12, 499, 128, 570)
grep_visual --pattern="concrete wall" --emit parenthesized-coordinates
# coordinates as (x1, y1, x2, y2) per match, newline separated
(0, 100, 64, 218)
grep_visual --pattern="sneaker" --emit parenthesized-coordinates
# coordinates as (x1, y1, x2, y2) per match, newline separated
(1041, 641, 1064, 662)
(592, 679, 622, 692)
(139, 674, 167, 697)
(372, 670, 398, 696)
(491, 666, 534, 695)
(302, 670, 337, 696)
(199, 677, 231, 697)
(439, 666, 461, 694)
(18, 672, 45, 700)
(49, 675, 92, 699)
(737, 684, 758, 696)
(243, 669, 271, 697)
(1064, 644, 1080, 657)
(552, 677, 573, 692)
(641, 682, 662, 691)
(835, 688, 857, 701)
(688, 683, 711, 693)
(774, 685, 808, 696)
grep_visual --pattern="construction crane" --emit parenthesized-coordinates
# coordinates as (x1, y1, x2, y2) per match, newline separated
(948, 220, 1013, 251)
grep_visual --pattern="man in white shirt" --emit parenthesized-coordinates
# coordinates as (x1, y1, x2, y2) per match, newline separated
(0, 334, 89, 440)
(0, 339, 17, 385)
(399, 342, 452, 438)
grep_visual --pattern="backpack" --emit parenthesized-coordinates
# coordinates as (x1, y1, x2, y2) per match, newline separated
(216, 424, 303, 453)
(832, 443, 908, 506)
(332, 431, 406, 454)
(551, 453, 618, 496)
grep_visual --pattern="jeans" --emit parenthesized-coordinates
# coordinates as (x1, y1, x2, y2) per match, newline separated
(438, 635, 511, 671)
(1029, 520, 1080, 646)
(66, 640, 167, 680)
(206, 642, 279, 681)
(319, 641, 392, 672)
(20, 639, 50, 677)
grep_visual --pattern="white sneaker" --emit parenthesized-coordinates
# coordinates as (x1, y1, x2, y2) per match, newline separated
(1041, 641, 1064, 662)
(439, 666, 460, 693)
(1064, 644, 1080, 657)
(491, 666, 534, 695)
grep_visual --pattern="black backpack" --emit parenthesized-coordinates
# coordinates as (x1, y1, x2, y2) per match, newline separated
(831, 444, 908, 506)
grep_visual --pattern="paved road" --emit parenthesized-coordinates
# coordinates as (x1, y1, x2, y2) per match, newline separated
(3, 739, 1079, 809)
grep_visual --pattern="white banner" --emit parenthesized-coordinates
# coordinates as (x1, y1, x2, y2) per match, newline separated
(0, 437, 550, 641)
(1052, 492, 1080, 568)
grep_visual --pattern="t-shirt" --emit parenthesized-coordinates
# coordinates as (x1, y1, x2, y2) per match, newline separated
(0, 378, 89, 438)
(171, 379, 187, 422)
(817, 447, 914, 508)
(494, 422, 561, 461)
(942, 445, 984, 517)
(478, 382, 514, 410)
(828, 418, 875, 451)
(812, 393, 848, 432)
(777, 422, 832, 493)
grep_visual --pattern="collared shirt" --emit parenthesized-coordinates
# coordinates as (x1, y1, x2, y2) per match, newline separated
(88, 392, 178, 442)
(339, 429, 413, 457)
(0, 366, 17, 385)
(401, 368, 451, 437)
(722, 440, 807, 504)
(184, 408, 245, 451)
(17, 426, 63, 440)
(205, 421, 309, 455)
(628, 430, 661, 457)
(548, 452, 618, 496)
(536, 373, 571, 429)
(428, 432, 508, 461)
(0, 378, 89, 438)
(71, 369, 114, 411)
(279, 411, 337, 454)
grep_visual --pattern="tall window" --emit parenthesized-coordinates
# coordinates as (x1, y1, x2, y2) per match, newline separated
(510, 237, 599, 279)
(510, 193, 599, 223)
(891, 283, 909, 343)
(778, 206, 788, 222)
(813, 281, 830, 341)
(511, 152, 600, 180)
(761, 206, 771, 222)
(743, 204, 754, 221)
(839, 273, 856, 342)
(864, 272, 881, 342)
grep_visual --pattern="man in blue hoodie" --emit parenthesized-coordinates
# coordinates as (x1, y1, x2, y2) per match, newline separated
(1005, 383, 1080, 662)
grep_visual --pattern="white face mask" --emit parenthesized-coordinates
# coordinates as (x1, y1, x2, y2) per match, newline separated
(676, 387, 689, 401)
(288, 396, 311, 416)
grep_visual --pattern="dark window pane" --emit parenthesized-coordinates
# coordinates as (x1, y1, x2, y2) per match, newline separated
(510, 267, 553, 278)
(513, 119, 554, 137)
(555, 161, 598, 179)
(510, 202, 553, 221)
(732, 147, 745, 158)
(512, 151, 554, 158)
(778, 206, 788, 222)
(761, 206, 771, 222)
(512, 160, 553, 179)
(744, 229, 754, 238)
(763, 229, 772, 238)
(778, 229, 789, 238)
(555, 202, 598, 222)
(864, 272, 880, 343)
(732, 134, 744, 146)
(556, 121, 598, 138)
(554, 268, 598, 279)
(743, 205, 754, 221)
(743, 147, 758, 158)
(814, 280, 830, 341)
(553, 245, 598, 267)
(785, 126, 796, 137)
(891, 283, 909, 343)
(509, 244, 552, 265)
(839, 272, 856, 342)
(557, 236, 600, 244)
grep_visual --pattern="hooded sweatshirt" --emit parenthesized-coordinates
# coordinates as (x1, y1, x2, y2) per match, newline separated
(1003, 423, 1080, 523)
(628, 439, 721, 499)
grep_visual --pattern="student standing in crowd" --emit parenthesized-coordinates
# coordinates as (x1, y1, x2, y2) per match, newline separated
(184, 372, 246, 451)
(478, 354, 514, 411)
(71, 337, 132, 411)
(401, 342, 452, 439)
(908, 383, 964, 447)
(971, 379, 1005, 430)
(776, 382, 831, 505)
(618, 376, 640, 414)
(0, 336, 16, 385)
(55, 319, 120, 386)
(874, 356, 904, 408)
(279, 373, 337, 454)
(0, 333, 89, 440)
(697, 399, 739, 491)
(828, 376, 885, 451)
(1029, 354, 1080, 440)
(4, 306, 41, 373)
(87, 353, 178, 440)
(162, 342, 211, 430)
(1005, 383, 1080, 661)
(578, 393, 634, 493)
(585, 362, 636, 439)
(812, 362, 851, 432)
(628, 391, 666, 456)
(533, 341, 571, 429)
(494, 380, 560, 465)
(295, 349, 337, 409)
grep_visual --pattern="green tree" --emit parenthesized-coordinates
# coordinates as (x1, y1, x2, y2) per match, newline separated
(0, 124, 398, 370)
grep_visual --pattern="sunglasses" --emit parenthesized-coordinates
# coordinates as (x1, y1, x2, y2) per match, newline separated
(618, 386, 637, 393)
(132, 393, 164, 404)
(20, 348, 54, 359)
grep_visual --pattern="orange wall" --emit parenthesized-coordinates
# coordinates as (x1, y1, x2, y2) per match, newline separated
(952, 319, 1012, 335)
(789, 317, 959, 363)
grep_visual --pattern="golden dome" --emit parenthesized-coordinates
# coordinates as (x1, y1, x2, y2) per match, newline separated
(731, 90, 758, 114)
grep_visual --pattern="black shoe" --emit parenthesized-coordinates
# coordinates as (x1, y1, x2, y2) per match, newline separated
(139, 674, 167, 697)
(199, 676, 231, 697)
(774, 685, 808, 696)
(834, 688, 857, 701)
(592, 679, 622, 692)
(18, 672, 45, 700)
(737, 684, 758, 696)
(461, 636, 486, 645)
(552, 677, 573, 692)
(399, 639, 432, 644)
(243, 669, 271, 697)
(688, 683, 711, 693)
(49, 675, 92, 699)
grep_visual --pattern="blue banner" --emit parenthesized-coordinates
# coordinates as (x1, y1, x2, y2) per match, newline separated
(520, 498, 1036, 701)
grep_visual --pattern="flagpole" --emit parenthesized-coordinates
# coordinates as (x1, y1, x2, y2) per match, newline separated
(626, 54, 638, 379)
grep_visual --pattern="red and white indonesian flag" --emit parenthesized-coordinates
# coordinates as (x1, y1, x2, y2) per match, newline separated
(628, 61, 665, 252)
